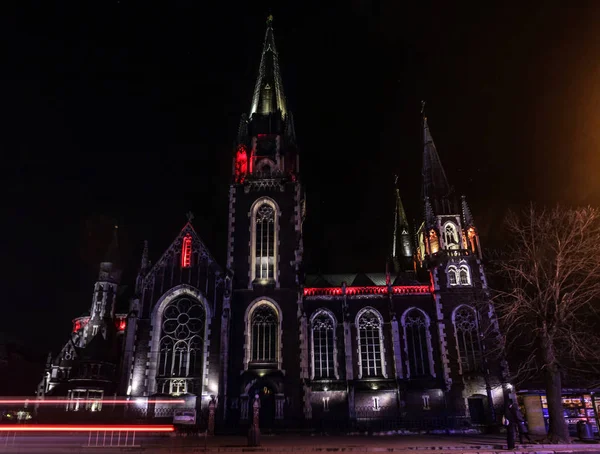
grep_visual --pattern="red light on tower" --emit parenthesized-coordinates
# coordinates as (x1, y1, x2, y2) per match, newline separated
(234, 144, 248, 183)
(73, 320, 82, 333)
(181, 234, 192, 268)
(117, 318, 127, 331)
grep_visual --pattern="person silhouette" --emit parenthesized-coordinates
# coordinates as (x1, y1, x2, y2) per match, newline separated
(505, 398, 532, 446)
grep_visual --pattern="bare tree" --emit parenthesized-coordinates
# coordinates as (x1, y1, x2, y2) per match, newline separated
(492, 204, 600, 443)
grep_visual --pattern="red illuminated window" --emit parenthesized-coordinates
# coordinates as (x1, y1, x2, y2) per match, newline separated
(73, 320, 82, 333)
(181, 234, 192, 268)
(116, 319, 126, 331)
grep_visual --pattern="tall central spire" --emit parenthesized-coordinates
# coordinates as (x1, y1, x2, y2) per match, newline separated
(250, 15, 287, 117)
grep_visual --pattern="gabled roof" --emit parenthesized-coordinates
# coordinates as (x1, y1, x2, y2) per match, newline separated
(142, 221, 221, 282)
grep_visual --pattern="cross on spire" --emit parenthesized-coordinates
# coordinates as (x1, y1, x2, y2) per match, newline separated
(186, 211, 195, 223)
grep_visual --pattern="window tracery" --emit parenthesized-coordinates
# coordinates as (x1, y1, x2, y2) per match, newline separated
(250, 304, 278, 364)
(453, 305, 481, 373)
(447, 263, 472, 287)
(357, 308, 385, 378)
(459, 266, 471, 285)
(443, 222, 460, 250)
(311, 311, 336, 379)
(251, 199, 278, 283)
(403, 309, 433, 377)
(156, 297, 205, 395)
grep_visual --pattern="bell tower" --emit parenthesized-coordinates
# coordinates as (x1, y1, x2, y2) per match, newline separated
(226, 15, 305, 423)
(228, 14, 302, 288)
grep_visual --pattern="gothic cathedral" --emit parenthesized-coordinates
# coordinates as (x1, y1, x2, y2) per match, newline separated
(38, 17, 509, 431)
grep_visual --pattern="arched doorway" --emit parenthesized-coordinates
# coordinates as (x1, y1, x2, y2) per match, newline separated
(248, 382, 277, 429)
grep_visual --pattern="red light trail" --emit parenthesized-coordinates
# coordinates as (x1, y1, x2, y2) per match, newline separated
(0, 425, 174, 432)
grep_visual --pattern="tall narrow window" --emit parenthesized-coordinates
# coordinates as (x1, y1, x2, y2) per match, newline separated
(357, 309, 384, 377)
(447, 266, 458, 286)
(250, 198, 279, 285)
(443, 222, 460, 250)
(459, 265, 471, 285)
(453, 305, 481, 373)
(404, 309, 432, 377)
(311, 311, 336, 379)
(254, 204, 275, 281)
(181, 234, 192, 268)
(157, 297, 205, 396)
(251, 304, 278, 364)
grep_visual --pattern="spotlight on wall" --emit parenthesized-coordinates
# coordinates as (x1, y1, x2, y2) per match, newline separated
(507, 383, 514, 391)
(371, 384, 378, 390)
(323, 386, 328, 392)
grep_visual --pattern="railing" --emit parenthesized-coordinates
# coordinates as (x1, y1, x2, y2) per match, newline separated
(0, 424, 174, 449)
(304, 285, 431, 297)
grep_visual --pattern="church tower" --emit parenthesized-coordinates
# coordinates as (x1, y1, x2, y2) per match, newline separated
(225, 15, 305, 425)
(415, 105, 504, 423)
(80, 225, 122, 346)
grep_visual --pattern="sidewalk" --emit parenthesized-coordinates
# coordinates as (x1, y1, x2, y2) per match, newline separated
(160, 433, 600, 454)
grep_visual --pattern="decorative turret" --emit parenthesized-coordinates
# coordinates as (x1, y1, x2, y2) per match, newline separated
(391, 175, 414, 272)
(233, 15, 298, 184)
(461, 195, 482, 259)
(461, 195, 475, 228)
(84, 225, 122, 345)
(98, 225, 122, 284)
(135, 240, 150, 295)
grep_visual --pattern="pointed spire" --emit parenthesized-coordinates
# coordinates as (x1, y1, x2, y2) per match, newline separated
(135, 240, 150, 295)
(140, 240, 150, 270)
(461, 195, 475, 227)
(250, 15, 287, 117)
(392, 175, 410, 257)
(421, 102, 451, 206)
(98, 224, 122, 284)
(237, 113, 249, 144)
(285, 111, 296, 144)
(103, 225, 121, 267)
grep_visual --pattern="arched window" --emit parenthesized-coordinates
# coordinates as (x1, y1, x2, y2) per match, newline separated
(251, 199, 278, 283)
(357, 308, 385, 378)
(250, 304, 278, 364)
(403, 309, 433, 377)
(447, 266, 458, 286)
(459, 265, 471, 285)
(157, 297, 205, 396)
(311, 311, 336, 379)
(443, 222, 460, 250)
(453, 306, 481, 373)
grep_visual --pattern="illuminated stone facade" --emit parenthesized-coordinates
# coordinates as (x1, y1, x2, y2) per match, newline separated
(38, 17, 508, 431)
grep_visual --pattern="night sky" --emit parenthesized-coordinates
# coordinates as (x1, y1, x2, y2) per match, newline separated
(3, 1, 600, 358)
